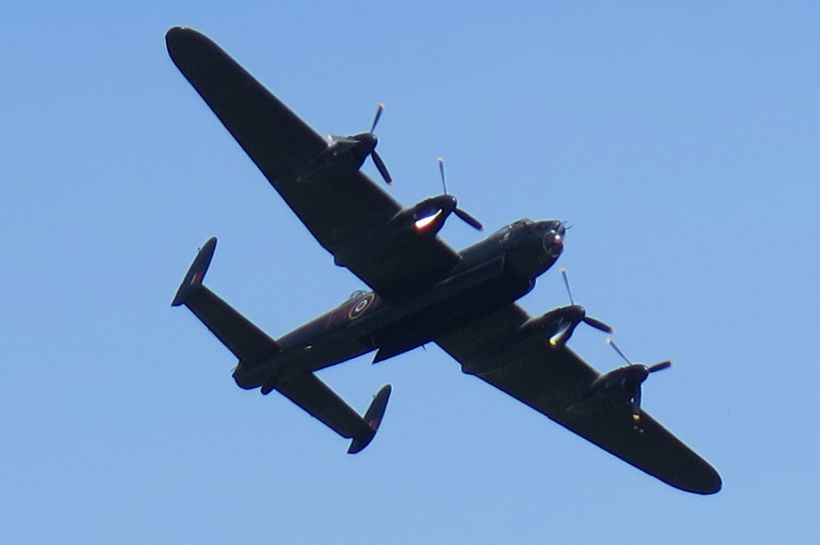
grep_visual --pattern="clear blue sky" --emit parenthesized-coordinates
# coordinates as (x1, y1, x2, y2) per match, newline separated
(2, 2, 819, 543)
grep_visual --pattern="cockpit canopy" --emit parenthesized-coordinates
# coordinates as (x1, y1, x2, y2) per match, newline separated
(492, 218, 564, 239)
(348, 289, 369, 300)
(492, 218, 534, 239)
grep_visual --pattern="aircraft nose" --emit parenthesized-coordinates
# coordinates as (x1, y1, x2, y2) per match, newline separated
(542, 229, 564, 257)
(538, 220, 566, 236)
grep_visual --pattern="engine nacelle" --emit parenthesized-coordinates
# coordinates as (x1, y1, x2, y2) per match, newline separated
(312, 133, 375, 174)
(567, 360, 669, 417)
(299, 105, 392, 185)
(568, 365, 648, 413)
(334, 195, 458, 267)
(519, 305, 587, 347)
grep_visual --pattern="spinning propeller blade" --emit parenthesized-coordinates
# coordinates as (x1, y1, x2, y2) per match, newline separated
(583, 316, 614, 334)
(437, 157, 483, 231)
(328, 103, 392, 185)
(438, 157, 448, 195)
(631, 389, 642, 416)
(371, 149, 392, 185)
(607, 338, 672, 373)
(454, 208, 483, 231)
(607, 337, 631, 365)
(606, 338, 672, 415)
(648, 360, 672, 373)
(561, 268, 576, 305)
(561, 269, 613, 334)
(370, 103, 384, 133)
(368, 104, 392, 184)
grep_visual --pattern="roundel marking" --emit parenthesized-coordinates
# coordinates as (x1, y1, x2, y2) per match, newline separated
(348, 293, 375, 320)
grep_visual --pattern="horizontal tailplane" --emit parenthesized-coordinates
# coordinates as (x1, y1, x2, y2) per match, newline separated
(172, 237, 279, 363)
(276, 374, 392, 454)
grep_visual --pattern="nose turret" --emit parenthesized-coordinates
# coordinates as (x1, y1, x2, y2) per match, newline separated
(542, 227, 564, 258)
(494, 219, 566, 280)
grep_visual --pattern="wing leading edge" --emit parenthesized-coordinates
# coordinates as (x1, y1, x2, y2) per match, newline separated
(436, 304, 722, 494)
(165, 27, 462, 297)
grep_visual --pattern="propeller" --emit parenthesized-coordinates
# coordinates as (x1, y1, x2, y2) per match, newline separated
(607, 338, 671, 372)
(367, 104, 392, 184)
(647, 360, 673, 373)
(606, 338, 671, 416)
(330, 103, 392, 185)
(560, 268, 613, 334)
(369, 102, 384, 133)
(437, 157, 483, 231)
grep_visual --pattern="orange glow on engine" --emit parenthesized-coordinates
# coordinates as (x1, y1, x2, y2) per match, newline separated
(414, 210, 443, 231)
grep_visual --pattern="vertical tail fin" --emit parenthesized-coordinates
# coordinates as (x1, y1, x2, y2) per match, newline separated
(172, 237, 217, 307)
(347, 384, 392, 454)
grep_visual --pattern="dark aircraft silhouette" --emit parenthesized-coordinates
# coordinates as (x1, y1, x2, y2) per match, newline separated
(166, 27, 721, 494)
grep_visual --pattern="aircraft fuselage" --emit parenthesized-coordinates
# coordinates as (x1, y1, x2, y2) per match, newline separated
(234, 218, 565, 390)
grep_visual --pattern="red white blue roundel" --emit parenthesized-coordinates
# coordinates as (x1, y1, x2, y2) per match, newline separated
(348, 293, 375, 320)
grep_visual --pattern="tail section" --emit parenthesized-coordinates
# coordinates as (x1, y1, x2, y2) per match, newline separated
(173, 238, 391, 454)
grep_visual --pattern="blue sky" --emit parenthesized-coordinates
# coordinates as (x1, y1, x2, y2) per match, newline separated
(2, 2, 819, 543)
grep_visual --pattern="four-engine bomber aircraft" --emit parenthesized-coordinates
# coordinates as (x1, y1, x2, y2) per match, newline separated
(166, 27, 721, 494)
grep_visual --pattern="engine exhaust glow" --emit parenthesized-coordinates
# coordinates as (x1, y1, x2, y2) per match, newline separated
(414, 210, 443, 231)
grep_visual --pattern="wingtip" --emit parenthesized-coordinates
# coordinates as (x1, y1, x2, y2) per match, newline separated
(165, 25, 198, 42)
(165, 26, 192, 48)
(683, 478, 722, 495)
(165, 26, 214, 61)
(165, 25, 185, 37)
(696, 467, 723, 495)
(171, 237, 218, 307)
(668, 460, 722, 495)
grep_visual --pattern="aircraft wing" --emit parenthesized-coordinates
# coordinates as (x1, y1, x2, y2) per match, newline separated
(435, 304, 722, 494)
(165, 27, 461, 298)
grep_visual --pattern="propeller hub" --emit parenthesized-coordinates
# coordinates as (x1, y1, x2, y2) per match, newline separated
(432, 158, 483, 231)
(576, 305, 586, 318)
(631, 365, 651, 385)
(355, 132, 377, 150)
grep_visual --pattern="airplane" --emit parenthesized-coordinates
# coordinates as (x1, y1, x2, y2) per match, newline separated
(165, 26, 721, 494)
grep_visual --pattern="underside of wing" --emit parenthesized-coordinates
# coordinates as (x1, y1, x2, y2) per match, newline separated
(166, 28, 327, 186)
(436, 304, 722, 494)
(166, 27, 461, 298)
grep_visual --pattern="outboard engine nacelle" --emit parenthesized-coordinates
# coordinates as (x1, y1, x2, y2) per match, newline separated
(520, 306, 587, 347)
(520, 304, 612, 348)
(304, 103, 392, 184)
(567, 361, 671, 417)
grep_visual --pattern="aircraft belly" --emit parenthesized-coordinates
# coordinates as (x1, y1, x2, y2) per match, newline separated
(363, 265, 533, 359)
